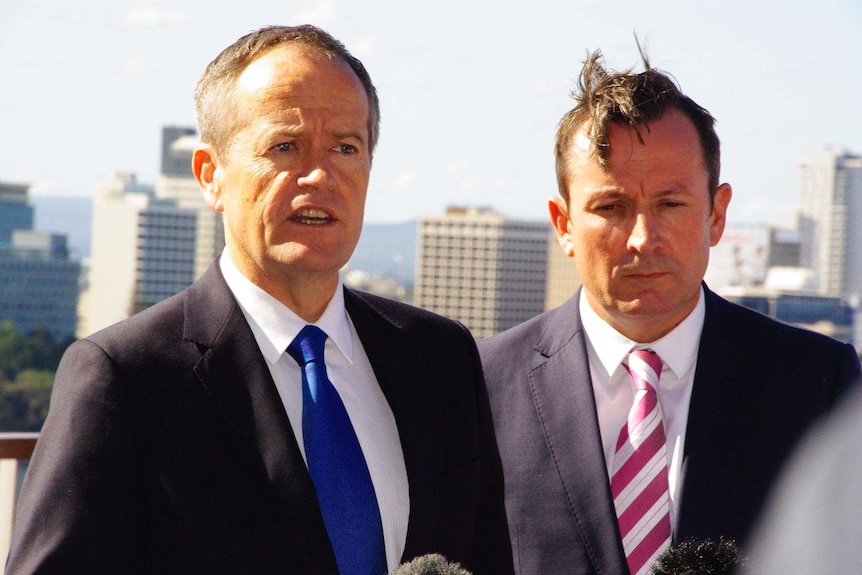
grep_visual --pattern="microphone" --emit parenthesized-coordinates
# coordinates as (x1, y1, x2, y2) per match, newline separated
(650, 538, 746, 574)
(391, 554, 473, 575)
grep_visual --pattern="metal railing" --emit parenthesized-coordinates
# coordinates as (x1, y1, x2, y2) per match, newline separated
(0, 432, 38, 567)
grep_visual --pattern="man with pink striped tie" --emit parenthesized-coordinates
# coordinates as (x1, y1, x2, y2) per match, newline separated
(479, 47, 861, 575)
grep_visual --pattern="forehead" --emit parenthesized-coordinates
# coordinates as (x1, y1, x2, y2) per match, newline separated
(568, 109, 706, 182)
(236, 44, 368, 118)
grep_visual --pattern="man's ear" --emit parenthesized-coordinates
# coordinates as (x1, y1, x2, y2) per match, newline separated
(548, 195, 575, 258)
(192, 144, 224, 213)
(709, 182, 732, 247)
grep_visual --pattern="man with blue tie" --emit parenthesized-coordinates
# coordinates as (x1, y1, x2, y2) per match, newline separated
(478, 49, 861, 575)
(7, 25, 513, 575)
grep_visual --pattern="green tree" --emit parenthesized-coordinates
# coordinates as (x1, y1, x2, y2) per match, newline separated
(0, 321, 72, 431)
(0, 320, 28, 380)
(0, 369, 54, 431)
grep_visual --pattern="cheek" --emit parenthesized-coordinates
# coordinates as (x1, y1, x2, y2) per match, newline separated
(254, 172, 295, 221)
(345, 167, 370, 201)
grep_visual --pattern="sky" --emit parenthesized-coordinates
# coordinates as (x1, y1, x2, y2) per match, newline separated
(1, 0, 860, 225)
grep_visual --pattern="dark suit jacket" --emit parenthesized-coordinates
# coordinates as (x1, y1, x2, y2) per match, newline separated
(479, 287, 861, 575)
(7, 262, 514, 575)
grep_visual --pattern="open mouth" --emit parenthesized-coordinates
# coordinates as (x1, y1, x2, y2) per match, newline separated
(291, 208, 332, 225)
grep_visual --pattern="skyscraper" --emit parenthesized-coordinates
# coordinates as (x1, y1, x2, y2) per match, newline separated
(157, 126, 225, 279)
(0, 182, 33, 243)
(798, 148, 862, 298)
(82, 173, 197, 335)
(414, 207, 550, 338)
(0, 182, 80, 339)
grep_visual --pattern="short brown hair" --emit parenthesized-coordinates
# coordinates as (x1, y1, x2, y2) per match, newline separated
(554, 49, 720, 203)
(193, 25, 380, 155)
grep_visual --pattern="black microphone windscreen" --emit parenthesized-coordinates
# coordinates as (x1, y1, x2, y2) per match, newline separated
(651, 538, 746, 574)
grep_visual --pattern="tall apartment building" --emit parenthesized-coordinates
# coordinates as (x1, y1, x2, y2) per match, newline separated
(414, 207, 550, 338)
(798, 148, 862, 298)
(82, 173, 197, 336)
(0, 182, 80, 339)
(0, 182, 34, 243)
(157, 126, 225, 279)
(545, 229, 581, 310)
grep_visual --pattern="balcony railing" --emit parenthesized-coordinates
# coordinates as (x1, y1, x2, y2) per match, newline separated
(0, 432, 38, 567)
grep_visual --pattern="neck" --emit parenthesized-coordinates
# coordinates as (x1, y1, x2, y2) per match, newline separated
(270, 273, 339, 323)
(230, 255, 340, 323)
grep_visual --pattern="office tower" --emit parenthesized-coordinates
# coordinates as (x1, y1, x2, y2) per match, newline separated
(798, 148, 862, 298)
(0, 182, 80, 339)
(414, 207, 549, 338)
(83, 173, 196, 335)
(0, 182, 34, 243)
(157, 126, 225, 279)
(545, 228, 581, 310)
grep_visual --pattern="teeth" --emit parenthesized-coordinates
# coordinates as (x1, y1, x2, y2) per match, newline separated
(293, 208, 331, 224)
(298, 209, 329, 219)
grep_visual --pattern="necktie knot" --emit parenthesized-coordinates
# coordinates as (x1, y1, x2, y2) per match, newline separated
(626, 348, 662, 393)
(287, 325, 327, 366)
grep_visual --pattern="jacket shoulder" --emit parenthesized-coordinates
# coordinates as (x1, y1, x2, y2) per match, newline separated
(346, 289, 471, 336)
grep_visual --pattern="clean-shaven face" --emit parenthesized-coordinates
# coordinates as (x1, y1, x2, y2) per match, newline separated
(212, 45, 371, 292)
(550, 108, 731, 342)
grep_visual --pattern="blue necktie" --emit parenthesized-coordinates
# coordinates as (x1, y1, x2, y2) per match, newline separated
(287, 325, 387, 575)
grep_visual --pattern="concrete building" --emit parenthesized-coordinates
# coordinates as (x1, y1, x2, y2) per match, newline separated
(798, 148, 862, 299)
(157, 126, 224, 279)
(82, 173, 197, 336)
(705, 224, 803, 291)
(0, 182, 33, 244)
(545, 229, 581, 310)
(0, 182, 80, 339)
(414, 207, 550, 338)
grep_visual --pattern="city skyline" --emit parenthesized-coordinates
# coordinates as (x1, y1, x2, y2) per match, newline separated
(2, 0, 860, 226)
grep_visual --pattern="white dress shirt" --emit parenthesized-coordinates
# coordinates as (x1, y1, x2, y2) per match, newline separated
(219, 251, 409, 571)
(580, 288, 705, 529)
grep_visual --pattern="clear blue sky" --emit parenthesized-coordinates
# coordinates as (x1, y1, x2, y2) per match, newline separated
(1, 0, 860, 225)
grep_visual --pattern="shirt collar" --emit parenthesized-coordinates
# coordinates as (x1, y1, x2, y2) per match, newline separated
(580, 287, 705, 387)
(219, 249, 355, 365)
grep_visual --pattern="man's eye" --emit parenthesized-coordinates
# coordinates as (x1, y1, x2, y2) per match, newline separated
(272, 142, 294, 152)
(333, 144, 357, 154)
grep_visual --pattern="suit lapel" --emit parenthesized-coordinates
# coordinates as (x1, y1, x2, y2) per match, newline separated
(183, 262, 338, 574)
(676, 287, 751, 540)
(345, 290, 441, 561)
(529, 295, 628, 574)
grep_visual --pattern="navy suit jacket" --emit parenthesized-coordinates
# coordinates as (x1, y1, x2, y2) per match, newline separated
(479, 287, 860, 575)
(7, 261, 514, 575)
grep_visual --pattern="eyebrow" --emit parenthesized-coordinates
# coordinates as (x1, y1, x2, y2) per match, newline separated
(333, 130, 367, 145)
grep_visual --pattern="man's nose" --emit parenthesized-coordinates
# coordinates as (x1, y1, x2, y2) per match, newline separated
(627, 212, 661, 253)
(296, 152, 332, 188)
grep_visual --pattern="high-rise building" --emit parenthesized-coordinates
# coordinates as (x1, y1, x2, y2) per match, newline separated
(157, 126, 224, 279)
(82, 173, 197, 336)
(0, 182, 80, 339)
(798, 148, 862, 298)
(545, 228, 581, 310)
(414, 207, 550, 338)
(0, 182, 33, 244)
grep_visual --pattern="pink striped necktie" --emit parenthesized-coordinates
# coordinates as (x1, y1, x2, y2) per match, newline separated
(611, 349, 671, 575)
